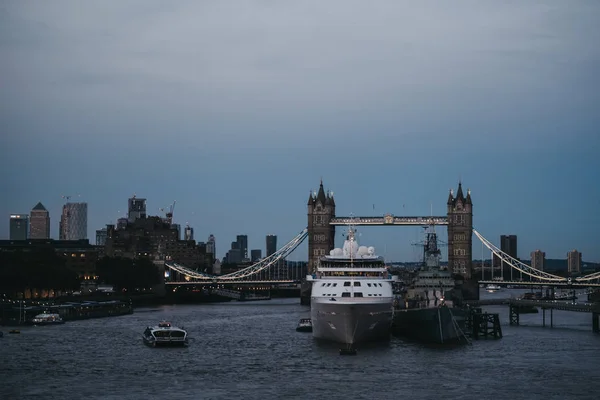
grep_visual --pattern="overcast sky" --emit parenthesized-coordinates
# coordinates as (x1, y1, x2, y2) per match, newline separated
(1, 0, 599, 262)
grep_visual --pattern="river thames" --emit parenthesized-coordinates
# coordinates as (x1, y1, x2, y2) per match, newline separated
(2, 289, 599, 400)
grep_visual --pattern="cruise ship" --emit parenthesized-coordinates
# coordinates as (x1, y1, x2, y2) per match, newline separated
(306, 226, 397, 345)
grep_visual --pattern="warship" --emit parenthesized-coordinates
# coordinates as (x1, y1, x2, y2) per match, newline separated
(393, 224, 468, 344)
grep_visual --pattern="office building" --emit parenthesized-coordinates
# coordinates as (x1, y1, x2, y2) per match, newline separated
(567, 250, 582, 275)
(128, 196, 146, 223)
(206, 234, 216, 259)
(29, 202, 50, 239)
(530, 250, 545, 271)
(184, 225, 194, 241)
(9, 214, 29, 240)
(59, 202, 88, 240)
(96, 228, 107, 246)
(236, 235, 248, 260)
(266, 234, 277, 257)
(251, 249, 262, 262)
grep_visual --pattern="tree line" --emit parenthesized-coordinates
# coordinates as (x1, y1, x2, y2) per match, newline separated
(0, 248, 80, 297)
(0, 249, 161, 298)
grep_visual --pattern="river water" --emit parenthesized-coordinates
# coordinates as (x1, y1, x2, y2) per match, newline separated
(1, 289, 599, 400)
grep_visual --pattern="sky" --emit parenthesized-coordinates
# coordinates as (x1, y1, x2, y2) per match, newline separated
(1, 0, 599, 263)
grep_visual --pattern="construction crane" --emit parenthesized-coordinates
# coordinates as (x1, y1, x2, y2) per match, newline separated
(165, 200, 176, 225)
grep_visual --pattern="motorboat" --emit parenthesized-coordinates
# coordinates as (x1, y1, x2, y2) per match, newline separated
(31, 312, 64, 325)
(296, 318, 313, 332)
(485, 284, 502, 291)
(143, 321, 188, 347)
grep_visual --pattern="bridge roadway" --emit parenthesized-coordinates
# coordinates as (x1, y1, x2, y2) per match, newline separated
(330, 216, 448, 226)
(165, 280, 300, 286)
(479, 280, 600, 288)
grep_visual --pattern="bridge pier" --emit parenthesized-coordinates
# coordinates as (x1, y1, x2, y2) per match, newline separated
(593, 313, 600, 334)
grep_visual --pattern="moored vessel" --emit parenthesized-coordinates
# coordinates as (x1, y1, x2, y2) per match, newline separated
(296, 318, 313, 332)
(393, 224, 468, 344)
(307, 224, 398, 345)
(31, 312, 64, 325)
(143, 321, 188, 347)
(485, 284, 502, 292)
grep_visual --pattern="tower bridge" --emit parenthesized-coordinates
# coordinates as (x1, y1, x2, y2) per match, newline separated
(164, 180, 600, 293)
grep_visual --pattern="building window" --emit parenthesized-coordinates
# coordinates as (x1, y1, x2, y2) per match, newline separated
(454, 215, 464, 224)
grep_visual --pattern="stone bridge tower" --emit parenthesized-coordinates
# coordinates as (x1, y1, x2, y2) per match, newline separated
(447, 182, 473, 279)
(307, 180, 336, 273)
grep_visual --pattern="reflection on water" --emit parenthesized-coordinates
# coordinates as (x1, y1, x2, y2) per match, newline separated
(1, 296, 599, 400)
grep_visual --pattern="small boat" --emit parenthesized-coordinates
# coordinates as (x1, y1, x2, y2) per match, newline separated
(143, 321, 188, 347)
(485, 284, 502, 291)
(339, 347, 357, 356)
(9, 329, 20, 334)
(296, 318, 313, 332)
(31, 312, 64, 325)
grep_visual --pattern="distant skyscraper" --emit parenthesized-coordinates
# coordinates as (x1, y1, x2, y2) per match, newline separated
(496, 235, 518, 269)
(206, 234, 216, 258)
(251, 249, 262, 262)
(128, 196, 146, 223)
(530, 250, 545, 271)
(9, 214, 29, 240)
(96, 228, 107, 246)
(29, 202, 50, 239)
(266, 234, 277, 257)
(567, 250, 582, 275)
(184, 225, 194, 241)
(236, 235, 248, 260)
(59, 202, 88, 240)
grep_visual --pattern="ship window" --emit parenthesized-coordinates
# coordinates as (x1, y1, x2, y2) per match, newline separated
(367, 283, 372, 287)
(353, 282, 361, 287)
(333, 283, 337, 287)
(354, 292, 363, 297)
(344, 282, 351, 287)
(342, 292, 351, 297)
(326, 283, 331, 287)
(368, 294, 372, 296)
(321, 283, 326, 287)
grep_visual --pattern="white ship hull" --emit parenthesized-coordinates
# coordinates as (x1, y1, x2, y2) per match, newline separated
(310, 298, 394, 345)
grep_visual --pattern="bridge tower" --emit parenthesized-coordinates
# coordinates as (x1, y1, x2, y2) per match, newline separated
(447, 182, 473, 279)
(307, 180, 336, 273)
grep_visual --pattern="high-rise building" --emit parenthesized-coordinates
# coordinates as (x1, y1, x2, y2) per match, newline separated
(251, 249, 262, 262)
(530, 250, 545, 271)
(266, 234, 277, 258)
(128, 196, 146, 223)
(184, 225, 194, 241)
(59, 202, 88, 240)
(96, 228, 107, 246)
(206, 234, 216, 259)
(29, 202, 50, 239)
(567, 250, 582, 275)
(497, 234, 518, 269)
(9, 214, 29, 240)
(236, 235, 248, 260)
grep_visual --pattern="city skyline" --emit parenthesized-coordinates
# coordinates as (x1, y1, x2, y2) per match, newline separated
(1, 1, 599, 262)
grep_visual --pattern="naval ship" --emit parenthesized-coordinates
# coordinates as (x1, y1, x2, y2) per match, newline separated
(393, 224, 467, 344)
